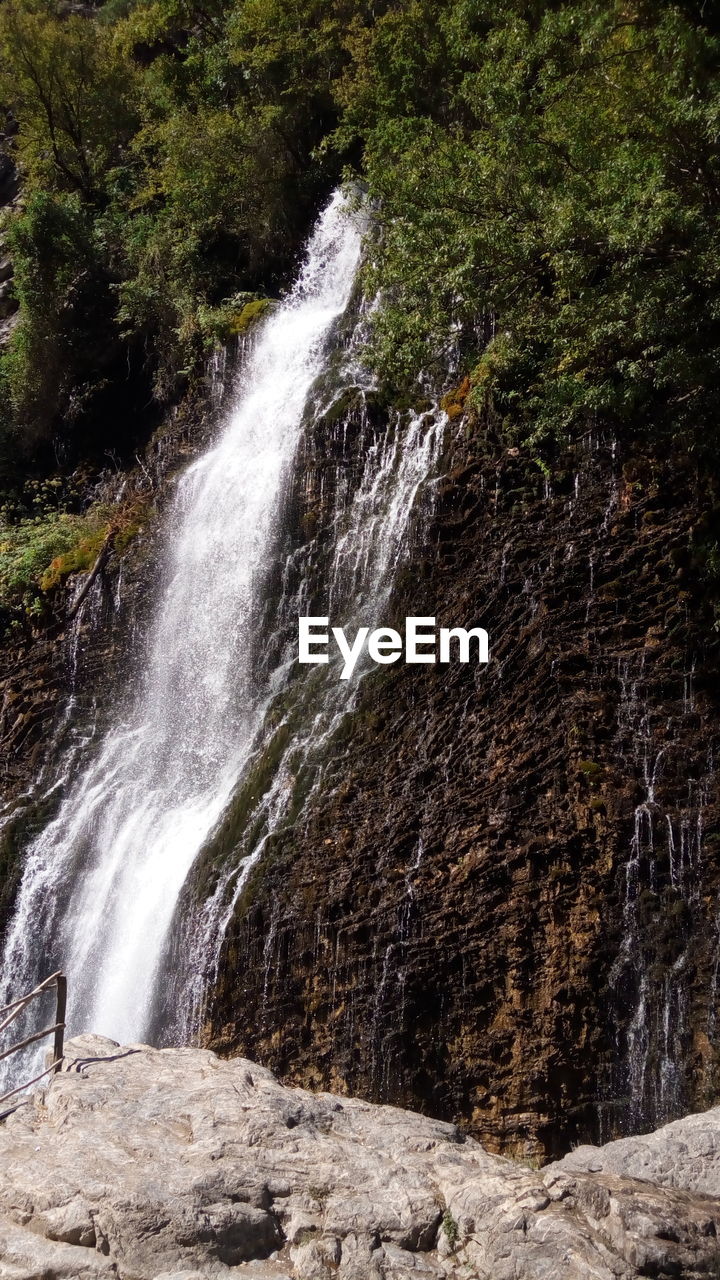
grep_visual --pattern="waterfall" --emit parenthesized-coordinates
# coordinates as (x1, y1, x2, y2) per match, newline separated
(166, 365, 446, 1045)
(0, 191, 366, 1082)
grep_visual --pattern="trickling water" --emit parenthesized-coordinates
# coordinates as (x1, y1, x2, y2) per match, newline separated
(172, 379, 446, 1045)
(605, 653, 713, 1135)
(0, 191, 364, 1083)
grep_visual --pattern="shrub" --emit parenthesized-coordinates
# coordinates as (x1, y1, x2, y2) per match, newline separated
(0, 492, 150, 630)
(0, 0, 138, 199)
(1, 194, 105, 456)
(0, 510, 98, 626)
(441, 1208, 459, 1251)
(344, 2, 720, 457)
(2, 0, 720, 481)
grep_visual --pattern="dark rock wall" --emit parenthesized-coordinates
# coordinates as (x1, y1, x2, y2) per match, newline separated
(207, 414, 720, 1159)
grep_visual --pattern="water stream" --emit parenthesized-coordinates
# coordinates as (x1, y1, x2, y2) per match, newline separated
(167, 352, 446, 1046)
(0, 192, 366, 1081)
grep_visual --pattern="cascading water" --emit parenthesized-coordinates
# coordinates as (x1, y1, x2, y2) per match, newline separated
(166, 362, 446, 1047)
(1, 188, 448, 1090)
(0, 191, 365, 1084)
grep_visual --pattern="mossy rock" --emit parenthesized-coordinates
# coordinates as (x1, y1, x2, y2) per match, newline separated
(441, 376, 471, 421)
(39, 528, 107, 591)
(226, 298, 271, 336)
(577, 759, 605, 783)
(197, 295, 272, 347)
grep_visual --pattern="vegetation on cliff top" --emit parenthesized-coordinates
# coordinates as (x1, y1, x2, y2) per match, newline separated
(350, 2, 720, 456)
(0, 0, 718, 480)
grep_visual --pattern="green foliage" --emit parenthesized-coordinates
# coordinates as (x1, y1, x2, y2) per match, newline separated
(0, 489, 150, 630)
(1, 0, 720, 479)
(0, 0, 355, 451)
(38, 523, 108, 592)
(196, 295, 270, 346)
(441, 1208, 459, 1251)
(115, 104, 287, 388)
(106, 0, 365, 385)
(0, 507, 102, 627)
(0, 192, 106, 456)
(0, 0, 138, 198)
(578, 760, 605, 783)
(343, 1, 720, 454)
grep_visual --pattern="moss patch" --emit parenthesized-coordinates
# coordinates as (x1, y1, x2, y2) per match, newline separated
(0, 492, 152, 630)
(197, 295, 271, 348)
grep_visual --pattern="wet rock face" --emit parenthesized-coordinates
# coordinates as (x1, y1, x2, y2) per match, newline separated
(0, 630, 77, 921)
(208, 426, 720, 1159)
(2, 1037, 720, 1280)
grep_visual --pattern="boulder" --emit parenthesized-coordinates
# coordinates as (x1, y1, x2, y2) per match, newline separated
(548, 1106, 720, 1198)
(0, 1039, 719, 1279)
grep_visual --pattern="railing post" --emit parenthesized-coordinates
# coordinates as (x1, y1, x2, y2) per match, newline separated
(0, 972, 69, 1112)
(53, 974, 67, 1072)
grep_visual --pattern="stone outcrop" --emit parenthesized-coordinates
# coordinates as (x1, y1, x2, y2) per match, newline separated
(2, 1037, 720, 1280)
(550, 1106, 720, 1198)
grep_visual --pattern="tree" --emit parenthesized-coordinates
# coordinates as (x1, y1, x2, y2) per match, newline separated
(0, 0, 138, 201)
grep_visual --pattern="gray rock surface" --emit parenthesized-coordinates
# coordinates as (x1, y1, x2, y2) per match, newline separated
(1, 1037, 720, 1279)
(549, 1105, 720, 1198)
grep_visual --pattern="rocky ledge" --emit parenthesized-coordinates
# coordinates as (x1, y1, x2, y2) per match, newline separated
(2, 1037, 720, 1280)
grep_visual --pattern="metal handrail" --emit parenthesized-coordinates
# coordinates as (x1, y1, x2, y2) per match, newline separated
(0, 972, 67, 1111)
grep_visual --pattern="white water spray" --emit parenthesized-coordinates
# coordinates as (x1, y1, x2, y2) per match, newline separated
(0, 192, 363, 1072)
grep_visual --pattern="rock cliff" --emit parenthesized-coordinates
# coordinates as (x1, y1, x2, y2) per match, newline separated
(3, 1036, 720, 1280)
(3, 388, 720, 1164)
(2, 0, 719, 1203)
(207, 418, 720, 1159)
